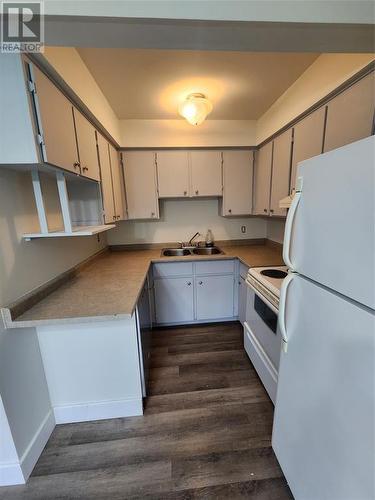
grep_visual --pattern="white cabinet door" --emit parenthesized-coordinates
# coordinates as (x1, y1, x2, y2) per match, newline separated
(73, 108, 100, 181)
(97, 133, 116, 224)
(238, 276, 246, 325)
(195, 275, 234, 320)
(123, 152, 159, 220)
(154, 278, 194, 324)
(324, 73, 375, 153)
(109, 144, 126, 220)
(269, 129, 292, 217)
(190, 151, 222, 196)
(32, 66, 78, 174)
(222, 150, 253, 216)
(254, 142, 273, 216)
(156, 151, 189, 198)
(290, 107, 325, 194)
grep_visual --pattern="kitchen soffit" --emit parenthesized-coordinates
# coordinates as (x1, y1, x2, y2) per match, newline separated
(76, 48, 319, 120)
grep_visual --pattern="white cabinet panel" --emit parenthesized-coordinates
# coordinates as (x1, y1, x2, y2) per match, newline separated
(270, 129, 292, 217)
(32, 66, 78, 174)
(324, 73, 375, 153)
(109, 144, 126, 220)
(154, 278, 194, 324)
(190, 151, 222, 196)
(290, 107, 325, 194)
(195, 275, 234, 320)
(73, 109, 100, 181)
(123, 152, 159, 220)
(254, 142, 273, 216)
(156, 151, 189, 198)
(153, 262, 194, 278)
(222, 150, 253, 216)
(97, 134, 116, 224)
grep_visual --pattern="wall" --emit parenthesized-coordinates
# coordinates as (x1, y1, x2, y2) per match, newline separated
(43, 47, 121, 144)
(120, 119, 256, 147)
(267, 219, 285, 245)
(256, 53, 375, 143)
(0, 170, 106, 307)
(108, 198, 267, 245)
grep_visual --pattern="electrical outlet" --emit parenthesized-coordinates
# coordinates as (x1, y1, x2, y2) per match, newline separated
(241, 225, 246, 234)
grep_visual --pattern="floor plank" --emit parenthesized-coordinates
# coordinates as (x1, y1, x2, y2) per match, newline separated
(0, 321, 293, 499)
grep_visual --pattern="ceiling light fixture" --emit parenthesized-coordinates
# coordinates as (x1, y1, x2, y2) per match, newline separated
(178, 93, 213, 126)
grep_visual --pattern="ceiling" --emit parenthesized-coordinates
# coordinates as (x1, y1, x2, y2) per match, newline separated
(77, 49, 319, 120)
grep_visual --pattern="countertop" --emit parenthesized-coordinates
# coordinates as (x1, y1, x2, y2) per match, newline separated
(2, 243, 283, 328)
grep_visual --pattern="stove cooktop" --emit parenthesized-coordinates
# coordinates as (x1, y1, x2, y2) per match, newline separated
(248, 265, 289, 299)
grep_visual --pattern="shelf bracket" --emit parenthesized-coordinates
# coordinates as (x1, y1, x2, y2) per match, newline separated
(56, 171, 73, 233)
(31, 168, 49, 235)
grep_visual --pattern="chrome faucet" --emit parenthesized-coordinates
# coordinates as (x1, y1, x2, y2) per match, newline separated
(188, 232, 200, 247)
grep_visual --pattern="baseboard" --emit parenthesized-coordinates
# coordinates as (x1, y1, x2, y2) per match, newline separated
(0, 461, 25, 487)
(20, 409, 55, 481)
(53, 398, 143, 424)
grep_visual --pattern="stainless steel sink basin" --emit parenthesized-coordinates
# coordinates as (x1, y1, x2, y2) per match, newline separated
(192, 247, 223, 255)
(161, 248, 192, 257)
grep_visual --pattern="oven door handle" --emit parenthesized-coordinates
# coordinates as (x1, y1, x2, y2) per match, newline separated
(278, 273, 294, 353)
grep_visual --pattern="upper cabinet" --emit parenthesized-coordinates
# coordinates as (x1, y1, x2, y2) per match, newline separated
(156, 151, 189, 198)
(269, 129, 292, 217)
(254, 142, 272, 216)
(290, 107, 326, 194)
(190, 151, 222, 197)
(123, 152, 160, 220)
(222, 151, 253, 216)
(97, 133, 116, 224)
(73, 109, 100, 181)
(32, 65, 78, 174)
(324, 73, 375, 153)
(109, 144, 126, 221)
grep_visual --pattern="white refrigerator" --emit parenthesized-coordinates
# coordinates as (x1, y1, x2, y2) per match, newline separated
(272, 136, 375, 500)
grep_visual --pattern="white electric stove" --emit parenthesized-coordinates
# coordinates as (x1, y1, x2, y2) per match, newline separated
(246, 265, 288, 312)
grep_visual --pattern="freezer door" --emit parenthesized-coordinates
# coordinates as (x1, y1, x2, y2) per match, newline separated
(283, 136, 375, 309)
(273, 274, 375, 500)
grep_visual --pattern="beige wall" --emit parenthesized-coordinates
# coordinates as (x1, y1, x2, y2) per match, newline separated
(43, 47, 121, 144)
(120, 119, 256, 147)
(267, 219, 285, 245)
(0, 170, 106, 306)
(256, 53, 374, 143)
(108, 198, 267, 245)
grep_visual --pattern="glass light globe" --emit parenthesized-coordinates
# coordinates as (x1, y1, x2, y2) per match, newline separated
(179, 93, 213, 126)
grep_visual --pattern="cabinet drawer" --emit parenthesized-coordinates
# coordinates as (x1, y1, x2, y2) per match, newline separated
(153, 262, 194, 278)
(195, 259, 235, 275)
(239, 262, 249, 279)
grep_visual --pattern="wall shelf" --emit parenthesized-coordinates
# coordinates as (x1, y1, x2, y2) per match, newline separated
(23, 225, 115, 241)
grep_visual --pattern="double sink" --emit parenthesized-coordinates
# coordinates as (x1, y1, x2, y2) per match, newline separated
(161, 246, 224, 257)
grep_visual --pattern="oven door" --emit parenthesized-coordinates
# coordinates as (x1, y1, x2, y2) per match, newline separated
(245, 284, 282, 371)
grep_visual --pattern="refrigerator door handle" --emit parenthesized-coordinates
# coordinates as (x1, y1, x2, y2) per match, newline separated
(283, 178, 303, 270)
(278, 273, 294, 353)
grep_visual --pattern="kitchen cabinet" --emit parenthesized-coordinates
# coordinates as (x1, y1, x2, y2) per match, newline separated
(73, 109, 100, 181)
(136, 276, 153, 397)
(269, 129, 292, 217)
(123, 152, 159, 220)
(97, 133, 117, 223)
(290, 107, 326, 194)
(109, 144, 126, 220)
(154, 277, 194, 324)
(222, 151, 254, 216)
(190, 151, 222, 197)
(324, 73, 375, 153)
(156, 151, 189, 198)
(195, 275, 235, 320)
(254, 142, 273, 216)
(32, 65, 78, 174)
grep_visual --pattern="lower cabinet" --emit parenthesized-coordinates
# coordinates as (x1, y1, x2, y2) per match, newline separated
(154, 277, 194, 324)
(153, 260, 236, 325)
(195, 275, 234, 320)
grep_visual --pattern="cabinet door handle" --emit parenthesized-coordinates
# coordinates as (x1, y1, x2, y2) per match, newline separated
(270, 209, 274, 213)
(195, 190, 199, 195)
(113, 215, 116, 220)
(82, 166, 88, 172)
(151, 212, 155, 217)
(198, 281, 203, 285)
(263, 208, 267, 213)
(184, 191, 187, 196)
(187, 282, 192, 286)
(73, 161, 80, 170)
(228, 209, 232, 214)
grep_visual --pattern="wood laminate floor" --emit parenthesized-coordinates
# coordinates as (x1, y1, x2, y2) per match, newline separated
(1, 322, 293, 499)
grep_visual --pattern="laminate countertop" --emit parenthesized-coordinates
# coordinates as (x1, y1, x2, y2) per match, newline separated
(2, 243, 283, 328)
